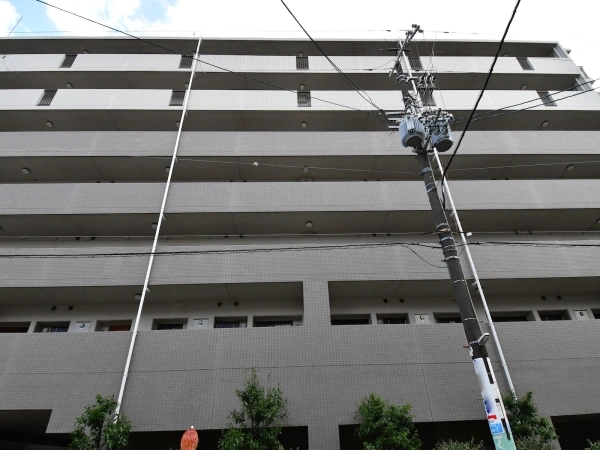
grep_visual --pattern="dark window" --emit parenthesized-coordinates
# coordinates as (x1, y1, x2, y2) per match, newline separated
(0, 326, 28, 333)
(594, 311, 600, 320)
(539, 312, 567, 321)
(491, 315, 528, 322)
(38, 90, 57, 106)
(60, 54, 77, 68)
(378, 317, 407, 325)
(156, 323, 184, 330)
(297, 91, 311, 107)
(332, 318, 369, 325)
(215, 321, 246, 329)
(254, 320, 294, 328)
(408, 56, 423, 71)
(108, 324, 131, 331)
(179, 55, 193, 69)
(296, 56, 309, 70)
(169, 90, 186, 106)
(538, 91, 557, 106)
(436, 316, 461, 324)
(517, 57, 534, 70)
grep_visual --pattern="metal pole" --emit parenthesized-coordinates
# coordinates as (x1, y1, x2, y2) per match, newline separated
(432, 149, 517, 398)
(114, 38, 202, 416)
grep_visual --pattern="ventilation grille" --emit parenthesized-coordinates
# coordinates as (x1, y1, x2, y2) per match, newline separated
(420, 91, 436, 107)
(169, 90, 186, 106)
(297, 91, 311, 107)
(254, 320, 293, 328)
(179, 55, 193, 69)
(517, 57, 533, 70)
(538, 91, 557, 107)
(408, 56, 423, 71)
(296, 56, 309, 70)
(60, 54, 77, 68)
(38, 90, 57, 106)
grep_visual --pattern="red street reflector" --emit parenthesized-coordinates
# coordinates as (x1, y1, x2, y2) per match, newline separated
(181, 426, 198, 450)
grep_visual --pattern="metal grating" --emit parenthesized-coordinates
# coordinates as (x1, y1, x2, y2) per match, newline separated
(169, 90, 186, 106)
(517, 57, 533, 70)
(60, 54, 77, 68)
(179, 55, 193, 69)
(297, 91, 311, 107)
(538, 91, 557, 107)
(408, 56, 424, 71)
(296, 56, 309, 70)
(254, 320, 293, 327)
(37, 90, 57, 106)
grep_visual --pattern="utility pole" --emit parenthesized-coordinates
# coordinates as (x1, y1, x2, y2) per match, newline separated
(388, 25, 518, 450)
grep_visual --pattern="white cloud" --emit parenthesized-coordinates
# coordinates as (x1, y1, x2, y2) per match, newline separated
(0, 0, 20, 35)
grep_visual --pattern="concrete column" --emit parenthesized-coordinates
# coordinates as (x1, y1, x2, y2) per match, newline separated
(302, 279, 331, 329)
(308, 421, 341, 450)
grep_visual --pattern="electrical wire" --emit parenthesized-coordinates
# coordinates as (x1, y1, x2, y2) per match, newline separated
(34, 0, 380, 115)
(278, 0, 382, 113)
(440, 0, 521, 203)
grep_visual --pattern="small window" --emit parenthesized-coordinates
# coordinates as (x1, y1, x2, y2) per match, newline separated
(296, 56, 309, 70)
(179, 55, 193, 69)
(60, 54, 77, 68)
(156, 323, 184, 330)
(377, 316, 407, 325)
(96, 320, 132, 332)
(538, 91, 557, 107)
(0, 322, 29, 333)
(539, 311, 569, 321)
(215, 317, 247, 329)
(517, 57, 534, 70)
(594, 311, 600, 320)
(491, 315, 528, 323)
(331, 316, 370, 325)
(38, 90, 57, 106)
(169, 90, 186, 106)
(408, 56, 423, 71)
(436, 316, 461, 324)
(297, 91, 311, 107)
(35, 322, 69, 333)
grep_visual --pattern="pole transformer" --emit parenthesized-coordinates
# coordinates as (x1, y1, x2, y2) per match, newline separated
(389, 25, 518, 450)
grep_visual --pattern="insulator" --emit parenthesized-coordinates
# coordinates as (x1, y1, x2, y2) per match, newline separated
(399, 115, 426, 148)
(431, 122, 454, 152)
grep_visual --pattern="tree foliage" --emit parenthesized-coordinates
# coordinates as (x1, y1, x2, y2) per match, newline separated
(584, 441, 600, 450)
(218, 368, 288, 450)
(69, 395, 132, 450)
(355, 393, 421, 450)
(502, 392, 557, 450)
(434, 438, 485, 450)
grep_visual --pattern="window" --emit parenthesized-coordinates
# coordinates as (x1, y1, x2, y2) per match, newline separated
(179, 55, 193, 69)
(436, 316, 461, 324)
(408, 56, 423, 71)
(254, 320, 293, 328)
(0, 322, 29, 333)
(538, 91, 557, 106)
(96, 320, 132, 332)
(517, 57, 533, 70)
(297, 91, 311, 107)
(60, 54, 77, 68)
(377, 316, 408, 325)
(169, 90, 186, 106)
(491, 315, 528, 323)
(594, 311, 600, 320)
(214, 318, 247, 329)
(35, 322, 69, 333)
(539, 311, 569, 321)
(156, 323, 184, 330)
(331, 317, 370, 325)
(296, 56, 309, 70)
(38, 90, 57, 106)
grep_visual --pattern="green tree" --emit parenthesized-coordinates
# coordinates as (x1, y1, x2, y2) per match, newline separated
(218, 368, 288, 450)
(434, 438, 484, 450)
(69, 394, 132, 450)
(355, 393, 421, 450)
(584, 441, 600, 450)
(502, 392, 557, 450)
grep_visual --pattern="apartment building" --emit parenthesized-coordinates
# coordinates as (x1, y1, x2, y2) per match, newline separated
(0, 36, 600, 450)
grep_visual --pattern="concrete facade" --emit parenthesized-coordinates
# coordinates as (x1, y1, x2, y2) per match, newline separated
(0, 36, 599, 450)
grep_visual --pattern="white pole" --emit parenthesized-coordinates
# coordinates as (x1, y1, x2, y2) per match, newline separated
(432, 148, 517, 398)
(114, 38, 202, 416)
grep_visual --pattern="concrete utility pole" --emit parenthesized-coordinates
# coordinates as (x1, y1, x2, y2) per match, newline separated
(388, 25, 518, 450)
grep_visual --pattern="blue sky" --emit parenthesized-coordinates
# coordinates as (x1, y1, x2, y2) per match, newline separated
(1, 0, 600, 80)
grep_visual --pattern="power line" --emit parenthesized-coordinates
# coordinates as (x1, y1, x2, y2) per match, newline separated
(440, 0, 521, 190)
(279, 0, 382, 112)
(34, 0, 379, 116)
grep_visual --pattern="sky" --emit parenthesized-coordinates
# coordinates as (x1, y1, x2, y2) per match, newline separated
(1, 0, 599, 80)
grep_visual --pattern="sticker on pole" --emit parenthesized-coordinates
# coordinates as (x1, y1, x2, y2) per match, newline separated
(489, 423, 504, 434)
